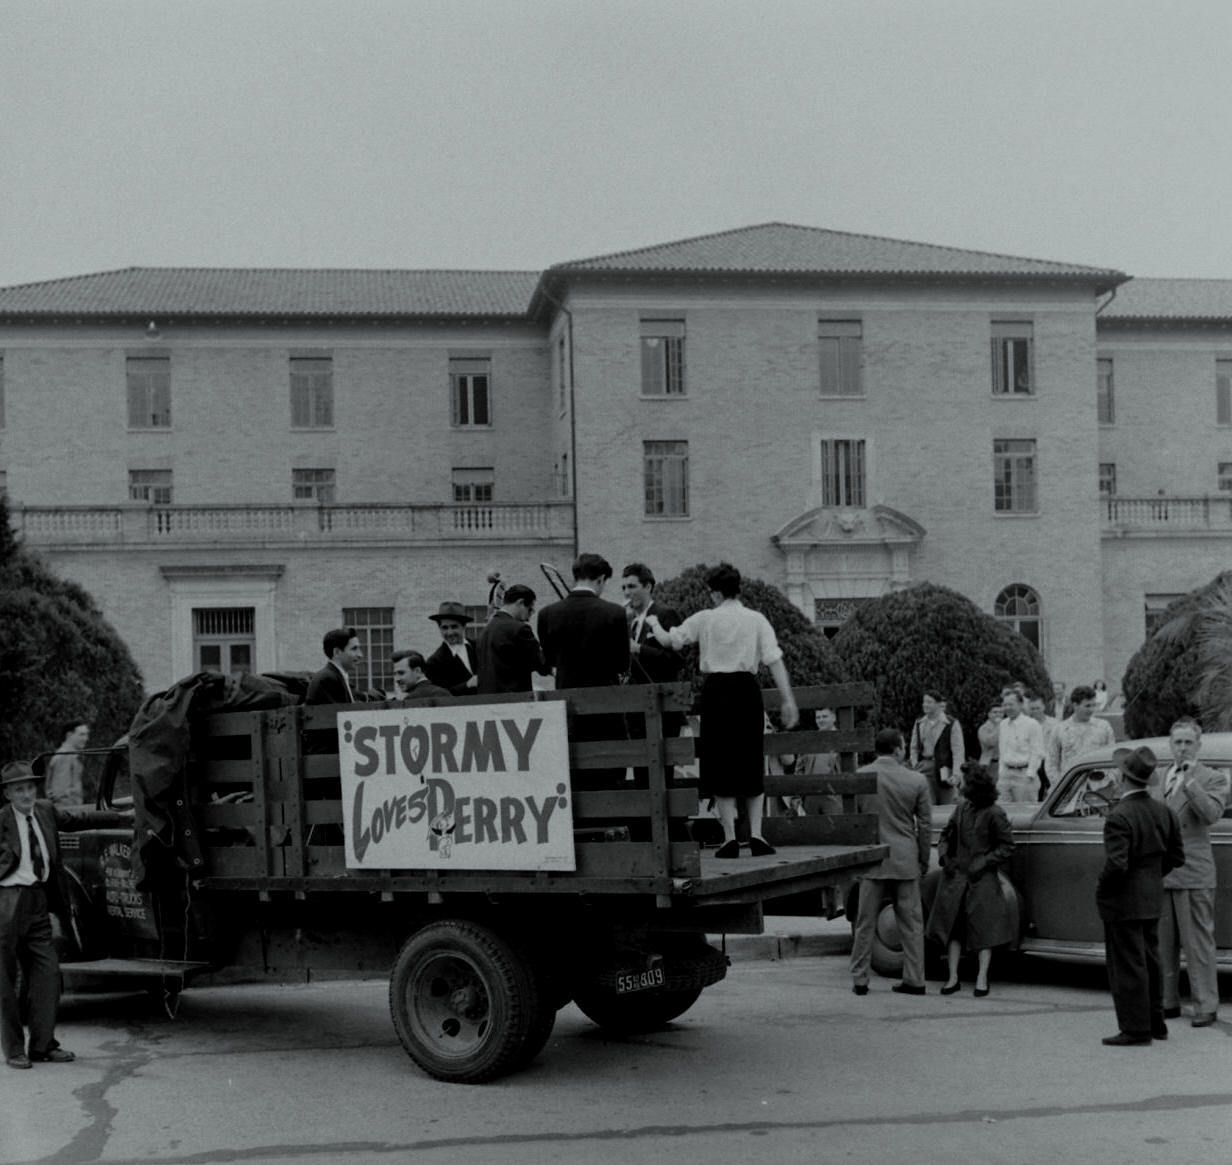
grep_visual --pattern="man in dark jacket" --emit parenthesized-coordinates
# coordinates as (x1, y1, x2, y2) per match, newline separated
(305, 626, 365, 705)
(1, 760, 132, 1069)
(477, 585, 549, 694)
(423, 602, 480, 696)
(390, 651, 451, 701)
(1096, 745, 1185, 1046)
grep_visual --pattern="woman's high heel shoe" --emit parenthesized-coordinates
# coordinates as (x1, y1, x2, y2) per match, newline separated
(940, 981, 961, 995)
(973, 985, 990, 998)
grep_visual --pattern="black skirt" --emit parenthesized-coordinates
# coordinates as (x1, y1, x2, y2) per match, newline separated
(698, 671, 765, 799)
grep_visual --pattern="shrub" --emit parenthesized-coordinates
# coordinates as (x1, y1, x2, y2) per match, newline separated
(830, 581, 1052, 754)
(0, 496, 144, 791)
(1120, 570, 1232, 739)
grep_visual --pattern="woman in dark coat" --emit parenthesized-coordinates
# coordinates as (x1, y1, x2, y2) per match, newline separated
(926, 762, 1016, 996)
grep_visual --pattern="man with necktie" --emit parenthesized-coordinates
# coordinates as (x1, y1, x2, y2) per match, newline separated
(1153, 717, 1228, 1028)
(1, 760, 132, 1069)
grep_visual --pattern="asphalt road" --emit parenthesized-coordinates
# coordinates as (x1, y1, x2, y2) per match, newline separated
(6, 951, 1229, 1165)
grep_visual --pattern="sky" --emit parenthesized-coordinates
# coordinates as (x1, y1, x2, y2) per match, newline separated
(1, 0, 1230, 288)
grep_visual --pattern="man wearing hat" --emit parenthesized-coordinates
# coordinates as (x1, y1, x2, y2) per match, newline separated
(423, 601, 479, 696)
(1, 759, 133, 1069)
(1095, 745, 1185, 1047)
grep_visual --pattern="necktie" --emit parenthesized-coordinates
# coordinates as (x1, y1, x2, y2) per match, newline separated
(25, 814, 46, 881)
(1166, 763, 1188, 798)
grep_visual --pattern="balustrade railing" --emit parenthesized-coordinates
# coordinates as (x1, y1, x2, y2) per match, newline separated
(14, 502, 574, 546)
(1101, 495, 1232, 530)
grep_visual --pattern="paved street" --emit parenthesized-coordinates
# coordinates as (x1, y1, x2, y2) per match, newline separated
(6, 938, 1229, 1165)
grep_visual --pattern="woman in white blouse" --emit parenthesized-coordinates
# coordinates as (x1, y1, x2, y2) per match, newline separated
(646, 563, 798, 859)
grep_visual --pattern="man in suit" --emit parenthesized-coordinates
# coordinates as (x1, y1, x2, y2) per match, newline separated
(850, 728, 932, 996)
(477, 584, 550, 695)
(537, 553, 629, 787)
(1, 760, 132, 1069)
(1153, 717, 1228, 1028)
(536, 553, 629, 690)
(305, 626, 365, 705)
(390, 651, 452, 701)
(1096, 745, 1185, 1046)
(423, 602, 480, 696)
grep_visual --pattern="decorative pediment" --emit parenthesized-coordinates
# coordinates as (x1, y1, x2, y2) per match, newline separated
(771, 505, 925, 550)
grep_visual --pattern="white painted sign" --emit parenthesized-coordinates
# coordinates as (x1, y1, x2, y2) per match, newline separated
(338, 701, 575, 871)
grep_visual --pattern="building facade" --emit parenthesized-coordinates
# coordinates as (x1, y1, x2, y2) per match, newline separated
(1, 225, 1228, 697)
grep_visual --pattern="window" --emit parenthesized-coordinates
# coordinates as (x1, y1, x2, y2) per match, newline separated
(1097, 357, 1115, 424)
(293, 467, 336, 503)
(994, 439, 1037, 513)
(290, 356, 333, 428)
(127, 356, 171, 427)
(342, 606, 394, 692)
(819, 438, 866, 507)
(994, 584, 1041, 650)
(643, 440, 689, 516)
(194, 607, 254, 677)
(460, 603, 489, 645)
(818, 320, 863, 396)
(1218, 360, 1232, 425)
(1099, 463, 1117, 496)
(640, 319, 685, 396)
(990, 322, 1034, 395)
(1219, 462, 1232, 492)
(129, 468, 173, 504)
(450, 357, 491, 426)
(452, 467, 494, 504)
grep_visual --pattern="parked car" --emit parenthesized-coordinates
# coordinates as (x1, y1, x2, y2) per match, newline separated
(853, 735, 1232, 976)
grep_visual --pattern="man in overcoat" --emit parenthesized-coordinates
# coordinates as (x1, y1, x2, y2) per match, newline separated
(476, 584, 550, 695)
(1096, 745, 1185, 1046)
(1152, 717, 1228, 1028)
(850, 728, 932, 996)
(1, 760, 132, 1069)
(423, 602, 480, 696)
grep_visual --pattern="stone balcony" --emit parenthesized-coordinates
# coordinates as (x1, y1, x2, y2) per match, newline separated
(1101, 495, 1232, 537)
(13, 501, 576, 550)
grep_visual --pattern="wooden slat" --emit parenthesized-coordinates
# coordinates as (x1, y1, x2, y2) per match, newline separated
(575, 841, 699, 879)
(197, 758, 258, 783)
(763, 774, 877, 796)
(763, 729, 871, 755)
(573, 787, 698, 820)
(761, 815, 879, 847)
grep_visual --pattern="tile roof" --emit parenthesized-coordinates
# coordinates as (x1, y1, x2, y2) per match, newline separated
(0, 267, 541, 318)
(548, 222, 1126, 281)
(1099, 277, 1232, 321)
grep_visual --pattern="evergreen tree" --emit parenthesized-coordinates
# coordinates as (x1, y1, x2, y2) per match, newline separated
(0, 495, 144, 785)
(653, 563, 848, 700)
(1120, 570, 1232, 739)
(830, 581, 1051, 755)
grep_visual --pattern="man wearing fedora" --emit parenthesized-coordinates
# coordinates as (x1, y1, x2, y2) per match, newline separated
(423, 601, 479, 696)
(1095, 745, 1185, 1047)
(1, 760, 132, 1069)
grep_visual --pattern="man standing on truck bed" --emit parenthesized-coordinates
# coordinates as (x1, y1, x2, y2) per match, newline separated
(423, 602, 480, 696)
(1, 760, 133, 1069)
(476, 584, 550, 694)
(306, 626, 367, 704)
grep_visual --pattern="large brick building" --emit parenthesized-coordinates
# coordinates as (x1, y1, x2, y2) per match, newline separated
(1, 224, 1229, 695)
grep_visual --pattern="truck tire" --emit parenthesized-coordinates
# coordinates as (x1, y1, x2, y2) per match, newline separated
(388, 919, 543, 1083)
(572, 984, 704, 1033)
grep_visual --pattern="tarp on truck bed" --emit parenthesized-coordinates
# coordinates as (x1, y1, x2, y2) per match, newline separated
(129, 671, 305, 890)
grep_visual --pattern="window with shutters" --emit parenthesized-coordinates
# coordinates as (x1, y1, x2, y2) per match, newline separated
(991, 322, 1034, 396)
(818, 320, 863, 396)
(640, 319, 686, 396)
(819, 439, 866, 507)
(451, 357, 492, 426)
(643, 440, 689, 516)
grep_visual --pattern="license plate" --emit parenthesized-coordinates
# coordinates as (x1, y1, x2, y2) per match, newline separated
(615, 965, 665, 994)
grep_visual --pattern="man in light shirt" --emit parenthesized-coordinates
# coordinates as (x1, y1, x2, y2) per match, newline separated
(1050, 684, 1116, 781)
(1026, 693, 1061, 801)
(997, 689, 1044, 803)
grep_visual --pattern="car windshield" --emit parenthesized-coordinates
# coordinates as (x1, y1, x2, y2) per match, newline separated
(1050, 766, 1120, 818)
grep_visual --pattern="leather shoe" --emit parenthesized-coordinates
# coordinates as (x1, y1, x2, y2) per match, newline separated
(852, 983, 869, 996)
(891, 982, 926, 996)
(1191, 1013, 1217, 1028)
(973, 986, 990, 998)
(714, 840, 740, 859)
(1151, 1024, 1168, 1040)
(1162, 1006, 1181, 1019)
(748, 836, 776, 857)
(1102, 1032, 1152, 1046)
(28, 1048, 75, 1063)
(6, 1054, 32, 1069)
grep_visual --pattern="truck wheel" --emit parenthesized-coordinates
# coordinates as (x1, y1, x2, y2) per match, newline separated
(389, 920, 542, 1083)
(572, 984, 703, 1033)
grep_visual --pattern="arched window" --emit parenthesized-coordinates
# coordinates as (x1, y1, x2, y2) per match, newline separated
(994, 584, 1041, 650)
